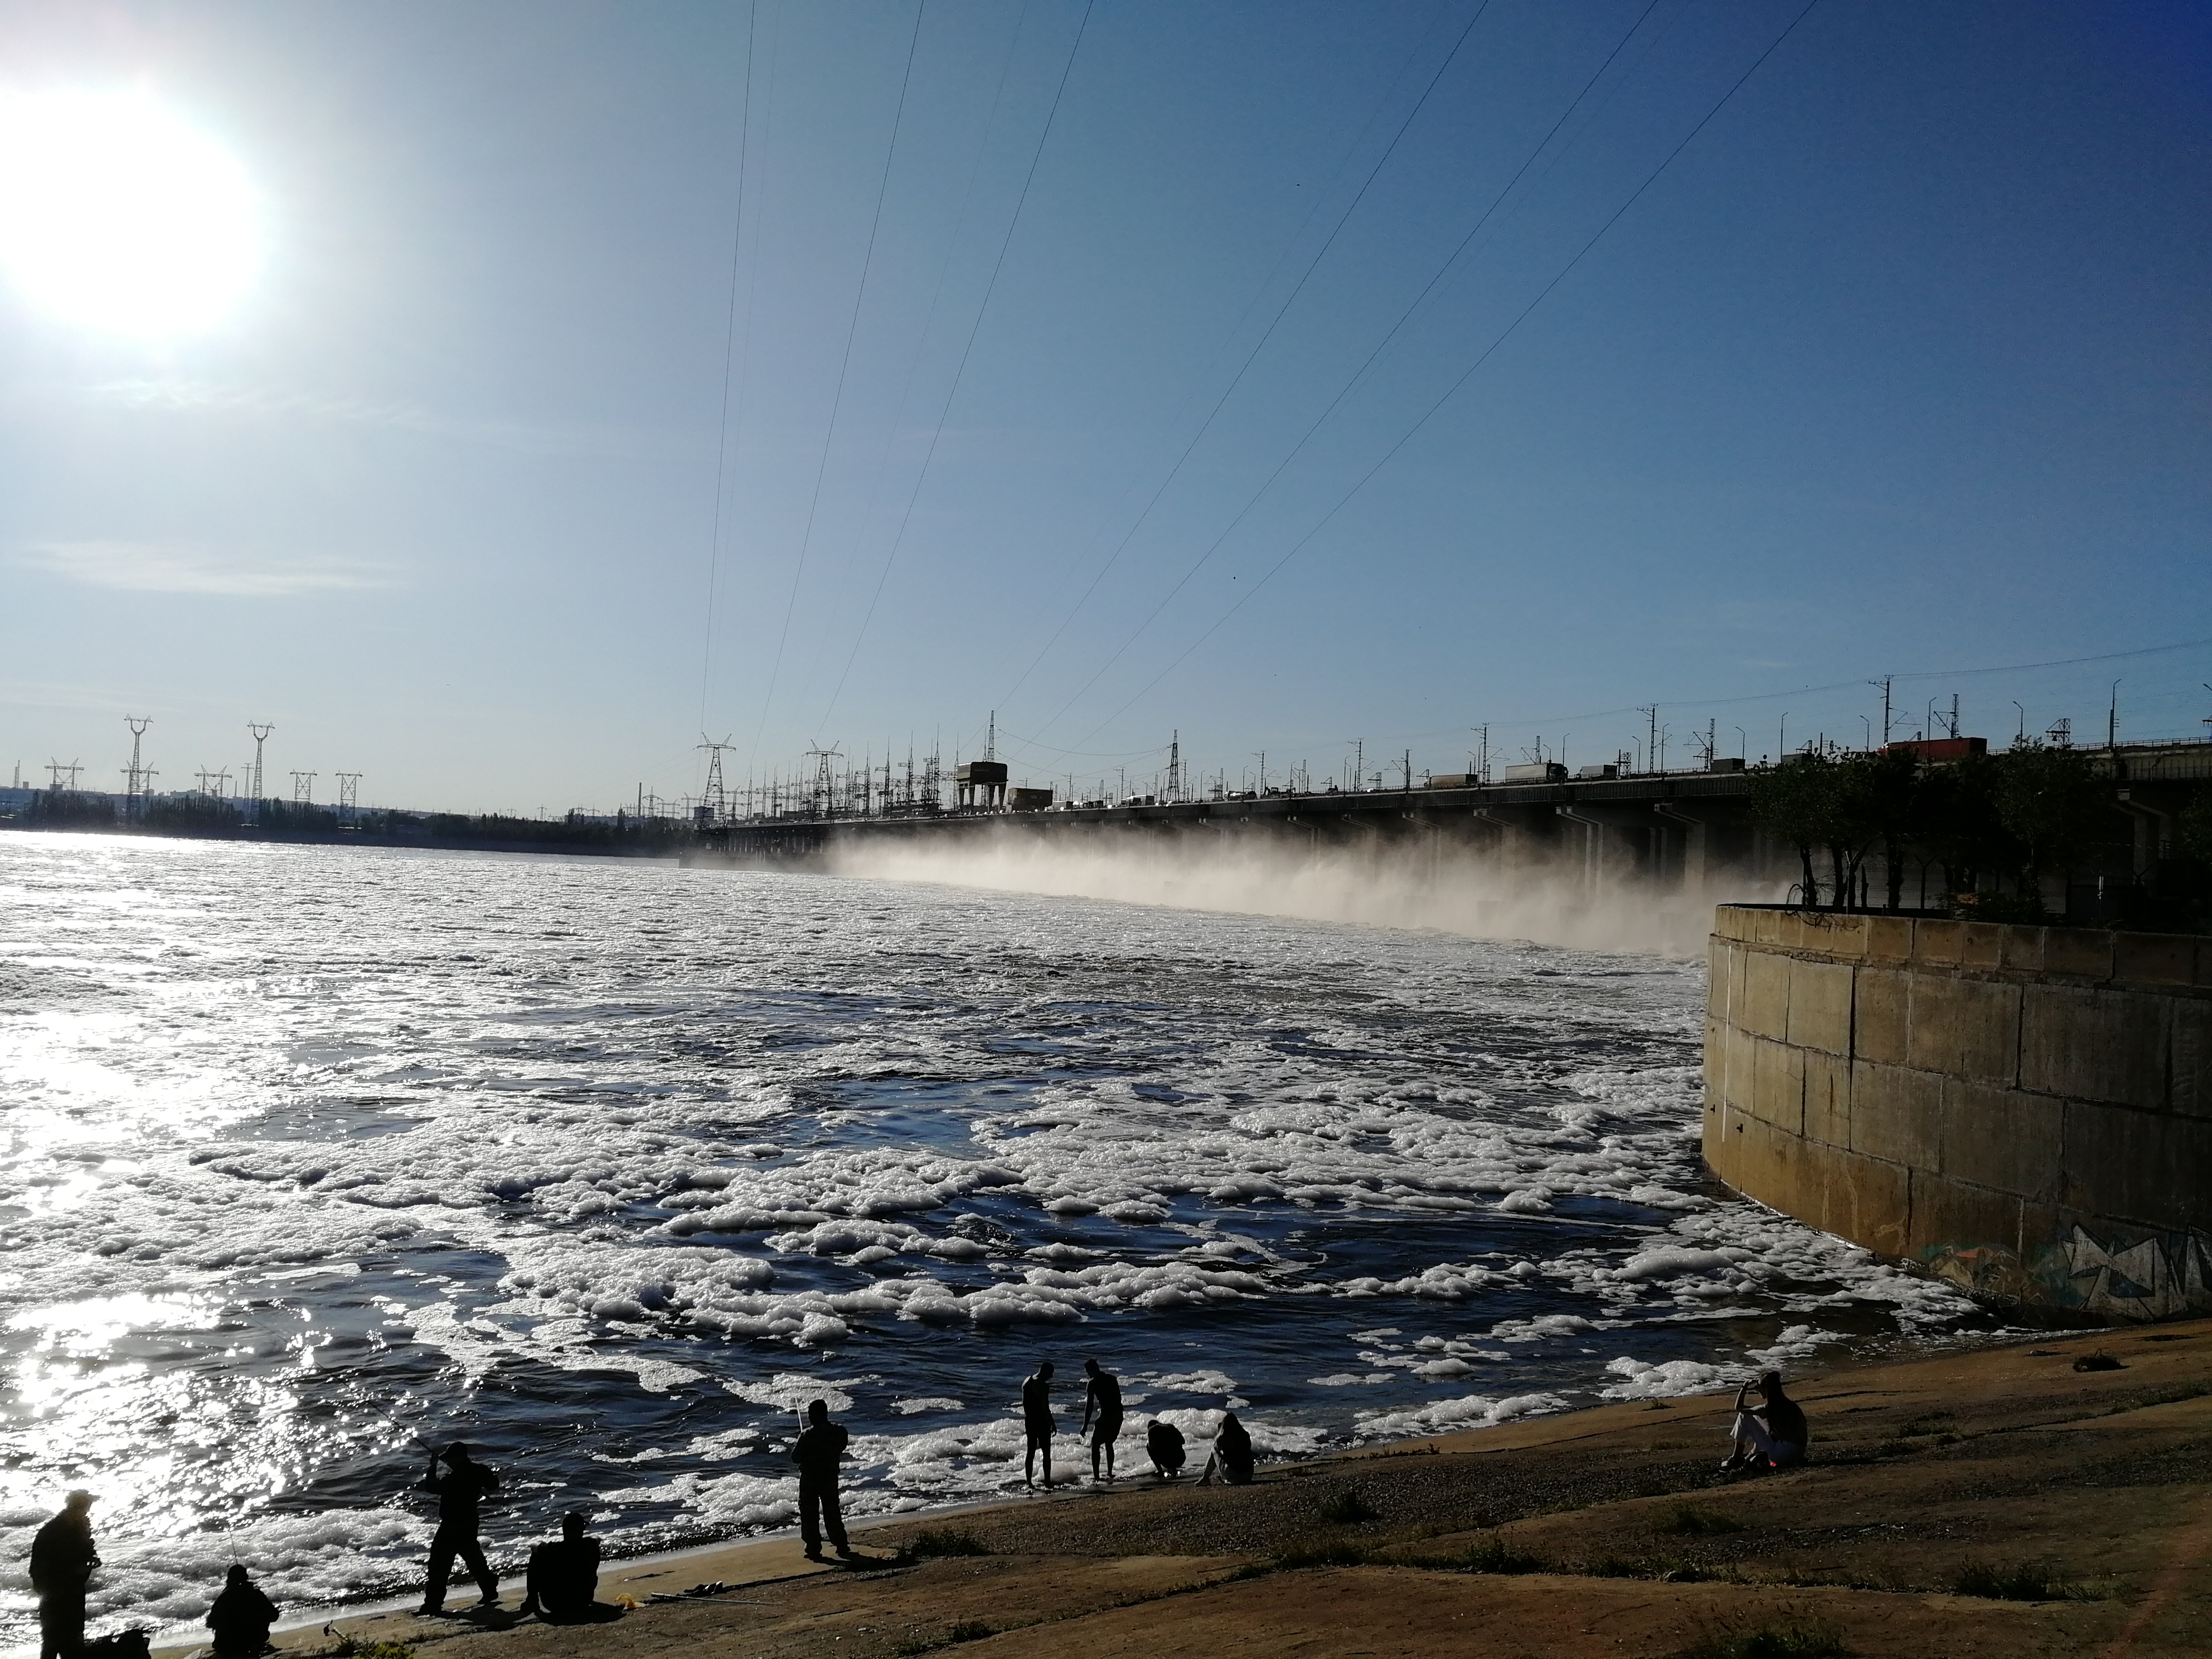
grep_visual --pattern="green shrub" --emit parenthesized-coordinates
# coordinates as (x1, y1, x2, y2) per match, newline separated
(904, 1528, 989, 1559)
(1455, 1534, 1546, 1575)
(1317, 1487, 1380, 1525)
(946, 1621, 995, 1642)
(1274, 1539, 1376, 1569)
(1952, 1561, 2065, 1601)
(1583, 1555, 1647, 1578)
(1657, 1503, 1745, 1536)
(1675, 1618, 1845, 1659)
(1894, 1413, 1955, 1437)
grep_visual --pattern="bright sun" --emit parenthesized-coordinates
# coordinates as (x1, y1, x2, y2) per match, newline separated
(0, 89, 262, 338)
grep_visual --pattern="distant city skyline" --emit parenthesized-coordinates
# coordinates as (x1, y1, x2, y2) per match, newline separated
(3, 1, 2208, 815)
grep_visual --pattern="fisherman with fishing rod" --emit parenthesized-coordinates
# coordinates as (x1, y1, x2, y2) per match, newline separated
(415, 1442, 503, 1614)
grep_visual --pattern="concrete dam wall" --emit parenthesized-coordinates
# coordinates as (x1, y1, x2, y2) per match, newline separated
(1702, 905, 2212, 1321)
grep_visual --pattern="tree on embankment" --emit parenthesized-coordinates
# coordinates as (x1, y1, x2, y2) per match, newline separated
(1750, 739, 2120, 916)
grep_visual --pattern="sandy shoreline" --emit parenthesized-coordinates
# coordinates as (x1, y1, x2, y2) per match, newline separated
(129, 1318, 2212, 1658)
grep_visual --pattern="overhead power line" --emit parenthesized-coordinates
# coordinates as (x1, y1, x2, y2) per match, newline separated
(802, 0, 1095, 745)
(1015, 0, 1663, 753)
(812, 0, 1034, 739)
(696, 0, 761, 738)
(1068, 0, 1827, 753)
(992, 1, 1498, 740)
(750, 0, 929, 769)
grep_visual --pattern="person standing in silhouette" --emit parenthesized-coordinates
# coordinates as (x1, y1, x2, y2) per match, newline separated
(794, 1399, 853, 1562)
(30, 1490, 99, 1659)
(1080, 1359, 1124, 1481)
(417, 1442, 501, 1614)
(206, 1564, 280, 1656)
(519, 1512, 602, 1620)
(1022, 1361, 1056, 1488)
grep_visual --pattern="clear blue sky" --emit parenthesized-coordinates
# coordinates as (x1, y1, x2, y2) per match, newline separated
(3, 1, 2208, 812)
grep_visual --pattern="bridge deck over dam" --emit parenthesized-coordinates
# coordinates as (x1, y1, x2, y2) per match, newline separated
(697, 739, 2211, 902)
(702, 766, 1770, 884)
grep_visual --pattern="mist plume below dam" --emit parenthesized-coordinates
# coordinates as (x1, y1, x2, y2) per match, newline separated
(827, 826, 1779, 959)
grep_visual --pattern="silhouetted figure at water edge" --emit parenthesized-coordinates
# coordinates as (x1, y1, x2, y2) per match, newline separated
(30, 1490, 98, 1659)
(417, 1443, 501, 1614)
(795, 1400, 853, 1562)
(1080, 1359, 1123, 1481)
(1022, 1361, 1056, 1488)
(1146, 1418, 1186, 1479)
(1199, 1412, 1254, 1486)
(206, 1564, 279, 1656)
(520, 1512, 603, 1622)
(1721, 1370, 1808, 1473)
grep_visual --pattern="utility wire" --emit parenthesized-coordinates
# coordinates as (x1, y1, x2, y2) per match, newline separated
(696, 1, 760, 739)
(991, 1, 1495, 729)
(978, 0, 1459, 718)
(1070, 0, 1825, 752)
(813, 0, 1035, 738)
(1181, 632, 2212, 762)
(1017, 0, 1662, 752)
(749, 1, 928, 770)
(801, 0, 1094, 746)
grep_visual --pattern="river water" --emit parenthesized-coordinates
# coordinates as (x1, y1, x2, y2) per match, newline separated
(0, 832, 1980, 1648)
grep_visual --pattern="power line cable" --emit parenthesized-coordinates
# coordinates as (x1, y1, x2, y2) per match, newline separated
(696, 1, 760, 738)
(988, 1, 1496, 728)
(803, 0, 1094, 745)
(976, 0, 1461, 717)
(1070, 0, 1825, 752)
(1176, 633, 2212, 762)
(812, 0, 1035, 737)
(1014, 0, 1663, 754)
(748, 0, 928, 769)
(826, 2, 1451, 744)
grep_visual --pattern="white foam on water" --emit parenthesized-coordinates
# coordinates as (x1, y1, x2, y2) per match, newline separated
(0, 833, 1988, 1653)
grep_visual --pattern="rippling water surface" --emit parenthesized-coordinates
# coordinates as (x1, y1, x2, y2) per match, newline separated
(0, 832, 1978, 1648)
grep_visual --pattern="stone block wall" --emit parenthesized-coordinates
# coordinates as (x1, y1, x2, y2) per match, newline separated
(1704, 906, 2212, 1320)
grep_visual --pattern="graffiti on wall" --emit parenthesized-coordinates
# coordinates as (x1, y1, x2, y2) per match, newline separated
(1921, 1225, 2212, 1320)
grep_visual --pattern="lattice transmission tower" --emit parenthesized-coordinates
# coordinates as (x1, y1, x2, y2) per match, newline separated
(696, 735, 732, 824)
(807, 744, 843, 818)
(122, 716, 153, 814)
(246, 725, 274, 801)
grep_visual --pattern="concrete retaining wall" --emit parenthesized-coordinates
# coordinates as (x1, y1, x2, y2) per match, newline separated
(1703, 906, 2212, 1321)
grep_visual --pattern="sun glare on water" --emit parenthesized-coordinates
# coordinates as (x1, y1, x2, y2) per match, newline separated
(0, 89, 262, 338)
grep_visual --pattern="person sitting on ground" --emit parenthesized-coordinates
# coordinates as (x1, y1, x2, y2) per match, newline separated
(518, 1512, 601, 1622)
(206, 1564, 280, 1656)
(1721, 1370, 1808, 1473)
(1198, 1411, 1254, 1486)
(1146, 1417, 1186, 1480)
(794, 1400, 854, 1563)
